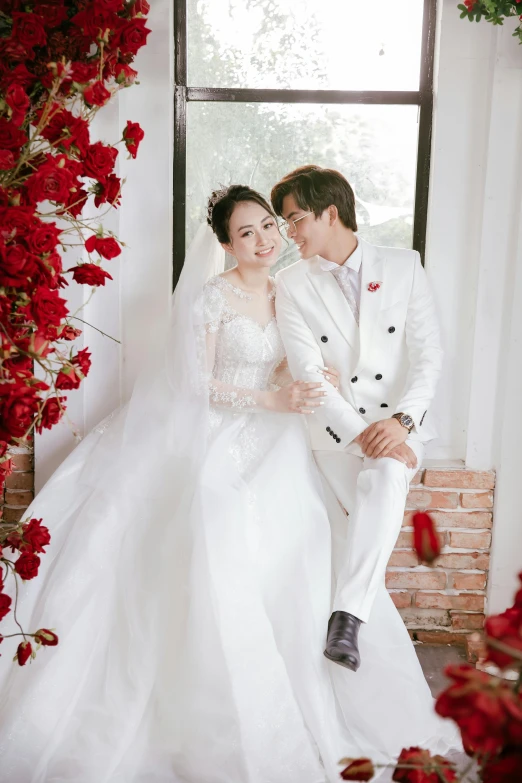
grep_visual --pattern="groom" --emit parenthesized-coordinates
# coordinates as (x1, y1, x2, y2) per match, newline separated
(272, 166, 443, 672)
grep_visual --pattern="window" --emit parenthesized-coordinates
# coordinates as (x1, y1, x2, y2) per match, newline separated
(175, 0, 436, 283)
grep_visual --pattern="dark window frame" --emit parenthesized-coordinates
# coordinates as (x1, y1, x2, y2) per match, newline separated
(174, 0, 436, 286)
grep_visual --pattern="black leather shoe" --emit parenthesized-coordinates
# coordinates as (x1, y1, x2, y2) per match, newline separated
(323, 611, 362, 672)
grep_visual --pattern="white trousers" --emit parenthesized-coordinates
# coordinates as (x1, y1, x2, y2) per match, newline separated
(314, 439, 424, 623)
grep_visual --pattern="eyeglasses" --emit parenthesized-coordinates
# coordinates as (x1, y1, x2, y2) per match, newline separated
(280, 211, 314, 235)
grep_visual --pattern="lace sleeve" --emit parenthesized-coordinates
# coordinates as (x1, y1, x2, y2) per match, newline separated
(203, 280, 268, 411)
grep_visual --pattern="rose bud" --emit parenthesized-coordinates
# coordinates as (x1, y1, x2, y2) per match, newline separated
(412, 511, 441, 564)
(340, 757, 375, 781)
(15, 640, 32, 666)
(34, 628, 58, 647)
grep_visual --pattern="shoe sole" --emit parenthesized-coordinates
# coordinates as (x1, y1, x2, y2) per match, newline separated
(323, 649, 359, 672)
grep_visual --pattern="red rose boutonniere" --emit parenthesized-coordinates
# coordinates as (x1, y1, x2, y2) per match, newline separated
(367, 281, 382, 293)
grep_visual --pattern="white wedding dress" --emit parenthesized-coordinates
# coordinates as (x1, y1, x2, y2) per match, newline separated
(0, 230, 460, 783)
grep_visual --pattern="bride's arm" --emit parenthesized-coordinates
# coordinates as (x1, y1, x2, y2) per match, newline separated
(205, 330, 324, 414)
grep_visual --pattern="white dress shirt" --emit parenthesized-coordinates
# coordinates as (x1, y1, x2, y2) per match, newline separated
(318, 240, 362, 324)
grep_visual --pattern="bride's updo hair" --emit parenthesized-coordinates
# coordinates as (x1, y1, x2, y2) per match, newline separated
(207, 185, 277, 244)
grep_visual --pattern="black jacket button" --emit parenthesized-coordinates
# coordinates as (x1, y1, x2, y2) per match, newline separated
(336, 437, 341, 443)
(351, 376, 358, 383)
(326, 426, 331, 433)
(359, 407, 366, 414)
(375, 374, 382, 380)
(380, 403, 389, 408)
(321, 335, 328, 343)
(388, 326, 395, 333)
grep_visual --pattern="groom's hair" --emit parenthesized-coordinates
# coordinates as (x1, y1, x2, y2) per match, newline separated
(271, 165, 357, 231)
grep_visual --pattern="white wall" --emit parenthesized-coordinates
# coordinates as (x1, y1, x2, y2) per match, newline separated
(35, 0, 173, 490)
(36, 0, 522, 611)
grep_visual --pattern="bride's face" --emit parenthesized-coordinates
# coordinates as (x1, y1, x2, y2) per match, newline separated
(224, 201, 281, 270)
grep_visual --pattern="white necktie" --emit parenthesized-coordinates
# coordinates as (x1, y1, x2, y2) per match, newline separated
(332, 265, 359, 325)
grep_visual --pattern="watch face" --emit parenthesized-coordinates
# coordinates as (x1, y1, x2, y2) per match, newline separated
(402, 415, 414, 429)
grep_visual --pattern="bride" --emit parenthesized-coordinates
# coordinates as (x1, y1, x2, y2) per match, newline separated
(0, 185, 460, 782)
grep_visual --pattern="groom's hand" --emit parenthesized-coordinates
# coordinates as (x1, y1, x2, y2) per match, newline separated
(358, 418, 408, 458)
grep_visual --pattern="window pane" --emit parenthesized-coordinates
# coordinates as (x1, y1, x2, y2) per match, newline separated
(188, 0, 424, 92)
(186, 102, 418, 270)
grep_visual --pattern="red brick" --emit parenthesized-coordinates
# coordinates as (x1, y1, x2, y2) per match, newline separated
(5, 472, 33, 490)
(435, 552, 490, 570)
(386, 571, 447, 589)
(411, 469, 424, 486)
(10, 453, 33, 471)
(4, 490, 33, 507)
(413, 630, 468, 646)
(423, 470, 495, 490)
(414, 592, 485, 611)
(395, 531, 414, 548)
(2, 506, 25, 523)
(451, 612, 485, 631)
(450, 572, 487, 590)
(465, 632, 487, 664)
(460, 492, 494, 509)
(390, 591, 412, 608)
(448, 531, 491, 550)
(406, 490, 459, 510)
(388, 551, 420, 567)
(426, 511, 492, 529)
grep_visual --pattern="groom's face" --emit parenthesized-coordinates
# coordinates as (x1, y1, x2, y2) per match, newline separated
(281, 194, 330, 260)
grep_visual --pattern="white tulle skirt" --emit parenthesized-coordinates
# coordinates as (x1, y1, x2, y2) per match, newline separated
(0, 408, 460, 782)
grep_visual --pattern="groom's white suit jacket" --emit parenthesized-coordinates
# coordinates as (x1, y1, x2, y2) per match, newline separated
(275, 238, 443, 452)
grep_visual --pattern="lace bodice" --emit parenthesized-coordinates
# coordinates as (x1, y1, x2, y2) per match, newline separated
(203, 275, 286, 410)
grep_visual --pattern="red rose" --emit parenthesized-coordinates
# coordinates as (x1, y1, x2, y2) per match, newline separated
(74, 348, 91, 376)
(111, 17, 151, 55)
(70, 6, 116, 40)
(6, 84, 30, 127)
(82, 142, 118, 180)
(30, 286, 68, 328)
(485, 607, 522, 669)
(94, 174, 121, 208)
(22, 518, 51, 553)
(11, 12, 47, 49)
(83, 80, 111, 107)
(0, 593, 12, 622)
(35, 2, 68, 28)
(482, 751, 522, 783)
(40, 107, 91, 156)
(412, 512, 441, 564)
(34, 628, 59, 646)
(0, 39, 33, 64)
(113, 62, 138, 86)
(0, 150, 16, 170)
(3, 63, 35, 89)
(97, 0, 125, 10)
(14, 551, 41, 580)
(130, 0, 150, 17)
(58, 325, 82, 341)
(392, 747, 457, 782)
(85, 234, 121, 259)
(340, 758, 375, 781)
(55, 348, 91, 390)
(123, 120, 144, 159)
(0, 383, 40, 439)
(0, 243, 39, 287)
(63, 185, 89, 218)
(26, 159, 75, 205)
(436, 664, 522, 756)
(36, 394, 65, 433)
(26, 222, 62, 255)
(0, 118, 27, 150)
(0, 206, 38, 240)
(72, 263, 113, 286)
(16, 640, 32, 666)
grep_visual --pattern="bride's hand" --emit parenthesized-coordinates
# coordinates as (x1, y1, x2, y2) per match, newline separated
(268, 381, 326, 414)
(319, 366, 341, 391)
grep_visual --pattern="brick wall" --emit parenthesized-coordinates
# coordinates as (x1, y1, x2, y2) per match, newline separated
(1, 446, 34, 525)
(387, 467, 495, 644)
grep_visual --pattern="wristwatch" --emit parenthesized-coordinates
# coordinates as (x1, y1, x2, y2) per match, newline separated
(392, 412, 414, 433)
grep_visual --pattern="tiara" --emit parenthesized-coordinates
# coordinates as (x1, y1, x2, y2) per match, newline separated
(206, 186, 229, 225)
